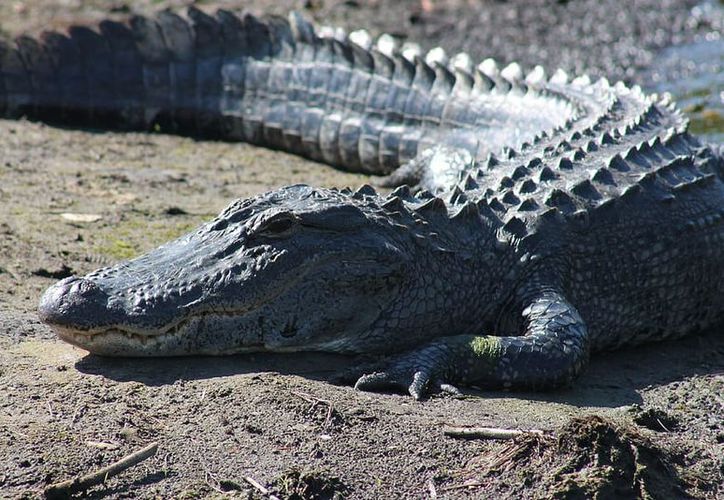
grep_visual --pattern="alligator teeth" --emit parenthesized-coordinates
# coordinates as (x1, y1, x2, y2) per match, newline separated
(348, 29, 372, 50)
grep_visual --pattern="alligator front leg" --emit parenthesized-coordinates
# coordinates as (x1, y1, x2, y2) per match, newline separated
(354, 290, 590, 399)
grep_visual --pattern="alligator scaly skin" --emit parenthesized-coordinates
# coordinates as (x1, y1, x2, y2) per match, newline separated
(4, 8, 721, 398)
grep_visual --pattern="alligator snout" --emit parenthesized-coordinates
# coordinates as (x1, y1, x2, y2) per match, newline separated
(38, 276, 112, 331)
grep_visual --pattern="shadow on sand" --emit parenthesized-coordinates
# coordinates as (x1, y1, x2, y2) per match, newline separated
(75, 326, 723, 410)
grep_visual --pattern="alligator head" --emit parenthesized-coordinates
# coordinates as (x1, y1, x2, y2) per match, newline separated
(38, 185, 414, 356)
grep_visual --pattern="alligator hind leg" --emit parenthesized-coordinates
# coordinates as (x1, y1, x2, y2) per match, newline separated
(373, 145, 476, 192)
(354, 290, 590, 399)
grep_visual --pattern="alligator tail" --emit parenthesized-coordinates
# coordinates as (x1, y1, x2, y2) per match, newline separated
(0, 8, 570, 175)
(0, 8, 415, 172)
(0, 8, 269, 137)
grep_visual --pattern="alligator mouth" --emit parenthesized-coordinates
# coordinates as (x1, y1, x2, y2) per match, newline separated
(43, 257, 318, 354)
(51, 311, 266, 356)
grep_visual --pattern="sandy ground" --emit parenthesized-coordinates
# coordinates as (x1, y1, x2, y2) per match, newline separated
(0, 1, 722, 498)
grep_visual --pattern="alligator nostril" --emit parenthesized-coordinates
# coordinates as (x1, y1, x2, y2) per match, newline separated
(37, 276, 109, 328)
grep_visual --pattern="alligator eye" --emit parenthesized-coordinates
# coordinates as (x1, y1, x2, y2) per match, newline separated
(258, 214, 297, 237)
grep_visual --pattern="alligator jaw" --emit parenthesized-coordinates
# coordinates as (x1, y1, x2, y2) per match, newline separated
(48, 320, 266, 356)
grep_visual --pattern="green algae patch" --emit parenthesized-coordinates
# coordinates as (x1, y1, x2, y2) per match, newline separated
(93, 216, 207, 261)
(96, 238, 137, 260)
(687, 109, 724, 136)
(470, 336, 503, 359)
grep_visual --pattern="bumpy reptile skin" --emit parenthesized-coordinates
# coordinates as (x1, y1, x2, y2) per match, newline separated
(4, 8, 720, 398)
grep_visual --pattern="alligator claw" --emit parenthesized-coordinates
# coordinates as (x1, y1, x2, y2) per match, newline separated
(354, 370, 429, 400)
(354, 365, 459, 400)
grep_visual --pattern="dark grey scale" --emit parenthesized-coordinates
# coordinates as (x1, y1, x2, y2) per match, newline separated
(325, 39, 355, 111)
(414, 92, 448, 154)
(511, 165, 530, 181)
(68, 27, 117, 125)
(538, 166, 558, 182)
(667, 157, 705, 186)
(187, 7, 224, 138)
(237, 57, 266, 144)
(0, 43, 8, 114)
(519, 179, 538, 194)
(263, 57, 298, 150)
(280, 42, 316, 156)
(337, 115, 364, 171)
(300, 107, 327, 163)
(14, 36, 58, 121)
(318, 107, 344, 167)
(2, 38, 34, 118)
(306, 36, 335, 110)
(592, 167, 615, 186)
(357, 113, 385, 174)
(440, 89, 476, 133)
(98, 20, 146, 129)
(296, 39, 338, 162)
(545, 189, 577, 215)
(419, 67, 448, 119)
(607, 153, 630, 172)
(237, 15, 273, 144)
(261, 17, 303, 153)
(317, 41, 356, 166)
(518, 198, 539, 211)
(262, 42, 294, 149)
(341, 43, 374, 114)
(335, 46, 376, 170)
(128, 16, 171, 131)
(377, 122, 405, 172)
(156, 11, 197, 135)
(31, 32, 83, 122)
(498, 176, 514, 190)
(623, 146, 652, 169)
(215, 10, 248, 141)
(398, 59, 436, 165)
(385, 54, 415, 124)
(502, 191, 520, 205)
(571, 179, 602, 201)
(352, 50, 394, 172)
(377, 55, 416, 170)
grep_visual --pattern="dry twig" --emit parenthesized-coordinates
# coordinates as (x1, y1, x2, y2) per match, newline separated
(44, 441, 158, 499)
(443, 425, 545, 440)
(291, 390, 338, 428)
(243, 475, 281, 500)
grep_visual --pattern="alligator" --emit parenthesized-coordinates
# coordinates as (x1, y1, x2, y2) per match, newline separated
(3, 8, 721, 398)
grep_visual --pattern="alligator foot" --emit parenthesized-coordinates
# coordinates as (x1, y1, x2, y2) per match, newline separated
(354, 343, 463, 400)
(372, 145, 476, 192)
(356, 290, 592, 399)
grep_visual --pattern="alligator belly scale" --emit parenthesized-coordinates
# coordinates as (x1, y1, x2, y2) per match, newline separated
(4, 8, 721, 398)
